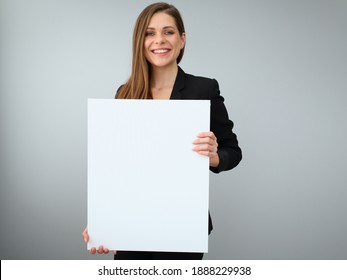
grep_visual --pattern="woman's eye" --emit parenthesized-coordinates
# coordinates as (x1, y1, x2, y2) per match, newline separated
(145, 31, 154, 36)
(164, 31, 174, 35)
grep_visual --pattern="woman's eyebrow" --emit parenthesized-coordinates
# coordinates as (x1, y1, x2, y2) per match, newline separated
(146, 26, 175, 30)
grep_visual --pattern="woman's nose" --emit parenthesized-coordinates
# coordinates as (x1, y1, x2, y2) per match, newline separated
(154, 33, 166, 44)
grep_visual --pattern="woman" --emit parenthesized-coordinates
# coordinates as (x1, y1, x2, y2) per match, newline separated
(82, 2, 242, 260)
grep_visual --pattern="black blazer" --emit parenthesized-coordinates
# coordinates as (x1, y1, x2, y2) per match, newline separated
(170, 67, 242, 234)
(116, 67, 242, 234)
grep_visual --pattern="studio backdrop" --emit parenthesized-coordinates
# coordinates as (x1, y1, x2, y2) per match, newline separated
(1, 0, 346, 259)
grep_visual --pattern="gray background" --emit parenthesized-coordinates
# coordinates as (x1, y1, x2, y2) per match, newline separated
(0, 0, 346, 260)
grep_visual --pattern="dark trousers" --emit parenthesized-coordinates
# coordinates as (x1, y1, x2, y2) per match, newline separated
(114, 251, 204, 260)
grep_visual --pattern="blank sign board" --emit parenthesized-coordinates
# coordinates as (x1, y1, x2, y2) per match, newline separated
(87, 99, 210, 252)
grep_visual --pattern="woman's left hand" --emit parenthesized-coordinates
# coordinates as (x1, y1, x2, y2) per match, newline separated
(192, 131, 219, 168)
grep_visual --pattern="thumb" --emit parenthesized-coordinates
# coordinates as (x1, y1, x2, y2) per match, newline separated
(82, 228, 89, 243)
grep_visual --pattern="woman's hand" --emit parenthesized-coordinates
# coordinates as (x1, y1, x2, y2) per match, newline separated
(82, 227, 117, 255)
(192, 132, 219, 168)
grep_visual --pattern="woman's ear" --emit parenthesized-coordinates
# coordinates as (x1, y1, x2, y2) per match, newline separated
(181, 32, 186, 49)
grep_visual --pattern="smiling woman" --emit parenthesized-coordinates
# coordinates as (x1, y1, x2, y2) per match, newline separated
(82, 2, 242, 260)
(115, 2, 187, 100)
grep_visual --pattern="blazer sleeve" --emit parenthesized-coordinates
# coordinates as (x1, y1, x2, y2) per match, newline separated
(209, 79, 242, 173)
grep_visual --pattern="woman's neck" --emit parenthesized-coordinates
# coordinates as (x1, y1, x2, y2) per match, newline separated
(150, 64, 178, 90)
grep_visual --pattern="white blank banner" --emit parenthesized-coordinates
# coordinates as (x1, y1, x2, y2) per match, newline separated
(88, 99, 210, 252)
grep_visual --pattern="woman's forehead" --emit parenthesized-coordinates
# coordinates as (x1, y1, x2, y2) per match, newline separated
(147, 12, 176, 29)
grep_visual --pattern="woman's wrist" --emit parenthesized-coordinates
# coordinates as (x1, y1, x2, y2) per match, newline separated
(210, 153, 220, 168)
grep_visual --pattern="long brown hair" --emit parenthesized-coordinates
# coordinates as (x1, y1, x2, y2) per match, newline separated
(116, 2, 185, 99)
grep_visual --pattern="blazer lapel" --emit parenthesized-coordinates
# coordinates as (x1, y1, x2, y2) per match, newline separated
(170, 66, 185, 100)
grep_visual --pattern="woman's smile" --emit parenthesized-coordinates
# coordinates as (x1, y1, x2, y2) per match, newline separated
(151, 48, 171, 55)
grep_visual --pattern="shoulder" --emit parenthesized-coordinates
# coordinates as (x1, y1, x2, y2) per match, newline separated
(115, 85, 124, 99)
(178, 68, 219, 99)
(184, 71, 217, 87)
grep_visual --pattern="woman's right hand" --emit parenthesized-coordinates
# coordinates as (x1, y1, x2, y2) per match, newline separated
(82, 226, 117, 255)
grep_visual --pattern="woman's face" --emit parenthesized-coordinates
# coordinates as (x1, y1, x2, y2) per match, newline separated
(144, 12, 185, 69)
